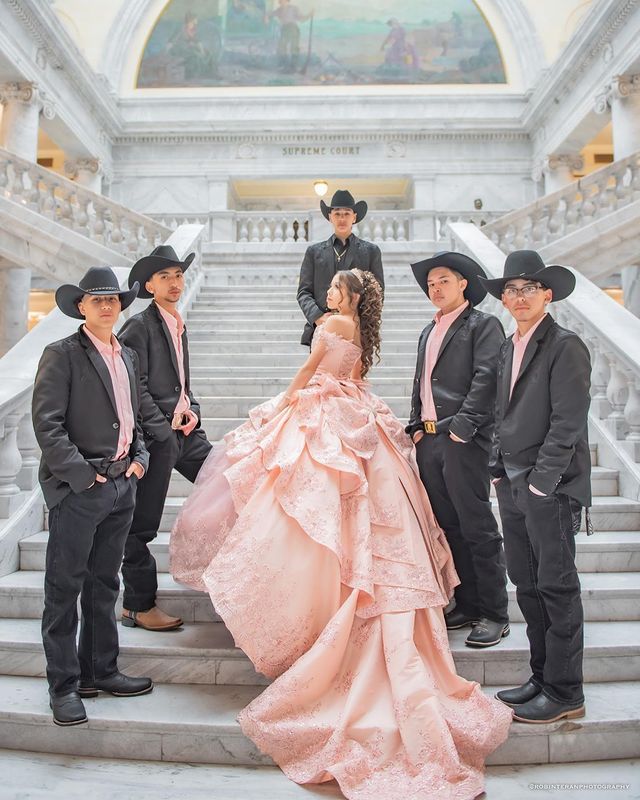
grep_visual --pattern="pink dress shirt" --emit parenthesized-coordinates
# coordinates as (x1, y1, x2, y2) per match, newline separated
(509, 314, 548, 495)
(420, 300, 469, 421)
(83, 326, 135, 460)
(156, 304, 198, 436)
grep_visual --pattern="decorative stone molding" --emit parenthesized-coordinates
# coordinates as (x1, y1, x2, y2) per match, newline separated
(64, 158, 102, 179)
(545, 153, 585, 173)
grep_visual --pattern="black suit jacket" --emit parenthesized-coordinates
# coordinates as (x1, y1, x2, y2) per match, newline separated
(297, 234, 384, 345)
(32, 327, 149, 509)
(490, 315, 592, 506)
(406, 305, 505, 451)
(118, 302, 202, 442)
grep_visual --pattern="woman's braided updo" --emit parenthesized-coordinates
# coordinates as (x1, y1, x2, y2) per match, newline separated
(335, 269, 383, 378)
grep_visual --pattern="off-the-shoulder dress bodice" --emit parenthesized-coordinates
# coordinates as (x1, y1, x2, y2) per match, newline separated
(311, 325, 361, 380)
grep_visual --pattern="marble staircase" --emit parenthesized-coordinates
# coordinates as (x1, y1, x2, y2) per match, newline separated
(0, 267, 639, 769)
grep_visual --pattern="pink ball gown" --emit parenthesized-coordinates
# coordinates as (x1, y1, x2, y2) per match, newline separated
(170, 326, 512, 800)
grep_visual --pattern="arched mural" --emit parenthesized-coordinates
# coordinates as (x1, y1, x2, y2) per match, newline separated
(137, 0, 506, 88)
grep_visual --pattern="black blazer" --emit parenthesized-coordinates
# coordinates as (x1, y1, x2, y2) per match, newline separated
(119, 302, 202, 442)
(297, 234, 384, 345)
(406, 305, 504, 451)
(490, 315, 592, 506)
(32, 327, 149, 510)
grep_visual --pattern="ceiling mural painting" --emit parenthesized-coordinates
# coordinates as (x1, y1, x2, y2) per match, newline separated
(137, 0, 506, 88)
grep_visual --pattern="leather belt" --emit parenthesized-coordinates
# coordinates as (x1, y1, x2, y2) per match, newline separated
(423, 420, 437, 435)
(98, 457, 131, 478)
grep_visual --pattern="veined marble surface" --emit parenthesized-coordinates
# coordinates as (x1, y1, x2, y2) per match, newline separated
(0, 750, 637, 800)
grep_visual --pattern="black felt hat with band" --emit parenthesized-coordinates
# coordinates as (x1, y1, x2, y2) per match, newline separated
(128, 245, 196, 299)
(479, 250, 575, 302)
(410, 251, 488, 307)
(320, 190, 368, 223)
(56, 266, 139, 320)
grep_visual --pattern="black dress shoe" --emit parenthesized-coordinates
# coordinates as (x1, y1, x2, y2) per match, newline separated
(496, 679, 541, 707)
(444, 609, 479, 630)
(50, 691, 87, 726)
(465, 618, 510, 648)
(512, 692, 585, 723)
(79, 671, 153, 698)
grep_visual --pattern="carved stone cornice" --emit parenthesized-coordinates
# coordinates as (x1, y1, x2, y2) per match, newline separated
(595, 72, 640, 113)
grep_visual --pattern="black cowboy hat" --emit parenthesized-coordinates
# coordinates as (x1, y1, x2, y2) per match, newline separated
(320, 190, 368, 223)
(410, 251, 488, 307)
(55, 266, 139, 320)
(479, 250, 575, 302)
(128, 245, 196, 299)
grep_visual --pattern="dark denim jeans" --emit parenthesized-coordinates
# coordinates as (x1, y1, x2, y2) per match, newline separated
(496, 475, 584, 705)
(41, 474, 136, 696)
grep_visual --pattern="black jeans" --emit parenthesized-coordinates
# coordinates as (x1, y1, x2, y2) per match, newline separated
(42, 474, 137, 697)
(415, 433, 508, 624)
(496, 475, 584, 705)
(122, 428, 211, 612)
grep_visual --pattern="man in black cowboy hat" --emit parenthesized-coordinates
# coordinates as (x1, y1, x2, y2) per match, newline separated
(481, 250, 591, 723)
(32, 266, 152, 727)
(118, 245, 212, 631)
(297, 189, 384, 346)
(406, 252, 509, 647)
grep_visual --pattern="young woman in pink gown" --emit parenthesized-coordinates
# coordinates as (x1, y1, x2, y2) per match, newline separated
(170, 269, 512, 800)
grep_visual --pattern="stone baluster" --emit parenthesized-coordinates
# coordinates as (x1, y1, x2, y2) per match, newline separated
(109, 212, 124, 250)
(372, 218, 384, 242)
(0, 413, 23, 517)
(238, 218, 249, 242)
(588, 336, 611, 419)
(92, 205, 106, 245)
(16, 411, 39, 491)
(624, 373, 640, 443)
(396, 218, 407, 242)
(605, 354, 629, 438)
(0, 158, 8, 190)
(250, 219, 260, 243)
(262, 218, 274, 243)
(384, 219, 395, 241)
(25, 165, 42, 211)
(284, 218, 296, 243)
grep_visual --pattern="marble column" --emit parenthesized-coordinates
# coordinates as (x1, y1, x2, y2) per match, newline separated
(65, 157, 103, 194)
(0, 264, 31, 356)
(0, 82, 41, 161)
(542, 154, 583, 194)
(607, 74, 640, 316)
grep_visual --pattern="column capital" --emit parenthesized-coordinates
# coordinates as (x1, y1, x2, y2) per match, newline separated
(64, 157, 102, 179)
(595, 73, 640, 113)
(0, 81, 39, 107)
(544, 153, 584, 174)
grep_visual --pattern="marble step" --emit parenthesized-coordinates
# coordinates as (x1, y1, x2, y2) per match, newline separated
(184, 318, 428, 332)
(22, 526, 638, 575)
(0, 676, 637, 766)
(3, 569, 639, 623)
(187, 329, 431, 342)
(189, 376, 415, 395)
(189, 366, 414, 378)
(196, 395, 412, 417)
(189, 352, 420, 368)
(1, 618, 639, 686)
(188, 340, 420, 354)
(198, 285, 427, 295)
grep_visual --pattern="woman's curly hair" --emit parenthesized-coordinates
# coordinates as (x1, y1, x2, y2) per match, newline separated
(335, 269, 383, 378)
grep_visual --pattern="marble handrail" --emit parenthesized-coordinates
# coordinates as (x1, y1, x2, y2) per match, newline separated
(0, 147, 170, 260)
(483, 151, 640, 253)
(0, 225, 204, 522)
(448, 221, 640, 490)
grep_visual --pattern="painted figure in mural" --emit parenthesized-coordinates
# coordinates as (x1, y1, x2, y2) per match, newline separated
(167, 11, 219, 80)
(118, 246, 212, 632)
(381, 18, 418, 71)
(480, 251, 591, 723)
(265, 0, 313, 71)
(406, 252, 510, 648)
(297, 190, 384, 347)
(170, 267, 512, 799)
(32, 267, 152, 727)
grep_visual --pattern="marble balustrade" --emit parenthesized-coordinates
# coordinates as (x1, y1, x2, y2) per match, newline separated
(0, 147, 170, 261)
(483, 151, 640, 253)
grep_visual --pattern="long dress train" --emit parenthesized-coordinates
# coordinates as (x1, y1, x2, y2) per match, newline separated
(170, 326, 512, 800)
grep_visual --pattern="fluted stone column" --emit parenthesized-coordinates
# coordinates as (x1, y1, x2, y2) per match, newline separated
(542, 154, 583, 194)
(65, 157, 103, 194)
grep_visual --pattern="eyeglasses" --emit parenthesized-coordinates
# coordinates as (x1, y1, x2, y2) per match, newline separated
(503, 284, 544, 298)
